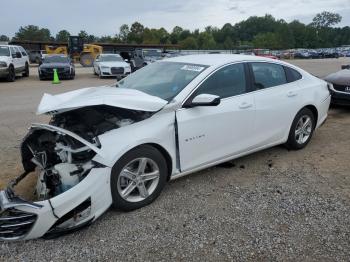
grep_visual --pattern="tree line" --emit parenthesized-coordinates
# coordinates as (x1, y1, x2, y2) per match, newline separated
(1, 11, 349, 50)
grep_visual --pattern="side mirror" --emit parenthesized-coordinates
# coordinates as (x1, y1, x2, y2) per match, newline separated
(16, 52, 22, 58)
(184, 94, 221, 108)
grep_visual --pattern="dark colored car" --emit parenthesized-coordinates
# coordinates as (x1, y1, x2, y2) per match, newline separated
(325, 68, 350, 106)
(38, 55, 75, 80)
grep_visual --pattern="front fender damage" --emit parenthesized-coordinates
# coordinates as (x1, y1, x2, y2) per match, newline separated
(0, 124, 112, 240)
(1, 105, 155, 240)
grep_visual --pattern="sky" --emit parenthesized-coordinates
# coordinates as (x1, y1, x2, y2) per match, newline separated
(1, 0, 350, 37)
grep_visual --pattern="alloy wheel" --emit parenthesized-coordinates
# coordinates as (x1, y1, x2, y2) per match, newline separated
(295, 115, 312, 145)
(117, 157, 160, 202)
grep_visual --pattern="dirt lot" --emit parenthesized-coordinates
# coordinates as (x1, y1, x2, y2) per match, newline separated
(0, 58, 350, 261)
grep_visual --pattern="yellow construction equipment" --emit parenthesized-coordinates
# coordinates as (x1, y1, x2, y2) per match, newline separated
(78, 44, 103, 67)
(45, 45, 68, 55)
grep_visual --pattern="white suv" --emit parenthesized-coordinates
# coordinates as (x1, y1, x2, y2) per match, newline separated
(0, 45, 30, 81)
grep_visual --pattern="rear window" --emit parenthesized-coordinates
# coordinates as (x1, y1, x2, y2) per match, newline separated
(285, 66, 302, 82)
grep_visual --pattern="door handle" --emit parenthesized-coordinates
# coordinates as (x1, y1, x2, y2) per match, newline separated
(239, 102, 253, 109)
(287, 91, 298, 97)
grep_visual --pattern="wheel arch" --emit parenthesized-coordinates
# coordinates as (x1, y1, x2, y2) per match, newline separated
(304, 104, 318, 127)
(139, 143, 173, 181)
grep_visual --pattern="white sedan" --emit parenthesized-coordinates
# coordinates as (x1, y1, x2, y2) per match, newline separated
(0, 54, 330, 240)
(93, 53, 131, 79)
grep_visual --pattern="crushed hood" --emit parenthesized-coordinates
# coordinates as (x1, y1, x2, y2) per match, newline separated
(37, 86, 168, 115)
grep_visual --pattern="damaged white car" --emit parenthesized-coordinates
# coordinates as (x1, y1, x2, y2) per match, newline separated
(0, 54, 330, 240)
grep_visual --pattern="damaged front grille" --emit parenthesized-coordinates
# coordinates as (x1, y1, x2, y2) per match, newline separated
(0, 209, 37, 240)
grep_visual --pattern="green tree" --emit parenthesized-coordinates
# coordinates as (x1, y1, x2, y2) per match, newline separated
(197, 32, 216, 49)
(78, 30, 89, 42)
(128, 22, 144, 44)
(118, 24, 130, 43)
(55, 30, 70, 42)
(0, 35, 10, 41)
(14, 25, 51, 41)
(311, 11, 342, 28)
(253, 32, 280, 49)
(223, 36, 234, 49)
(170, 26, 183, 44)
(179, 36, 198, 49)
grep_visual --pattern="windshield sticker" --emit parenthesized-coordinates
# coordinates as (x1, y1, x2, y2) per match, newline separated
(181, 65, 205, 72)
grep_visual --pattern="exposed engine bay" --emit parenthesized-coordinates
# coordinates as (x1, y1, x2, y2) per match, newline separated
(17, 105, 152, 201)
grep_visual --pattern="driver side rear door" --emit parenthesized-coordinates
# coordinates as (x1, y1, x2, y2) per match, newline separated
(176, 63, 256, 171)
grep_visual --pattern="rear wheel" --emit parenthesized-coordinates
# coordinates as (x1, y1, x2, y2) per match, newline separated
(80, 53, 94, 67)
(6, 66, 15, 82)
(285, 108, 315, 150)
(110, 145, 168, 211)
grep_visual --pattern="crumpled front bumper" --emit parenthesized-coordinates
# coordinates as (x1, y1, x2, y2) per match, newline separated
(0, 167, 112, 241)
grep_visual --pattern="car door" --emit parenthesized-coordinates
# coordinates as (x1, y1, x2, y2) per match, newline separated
(10, 46, 20, 70)
(249, 62, 302, 147)
(176, 63, 256, 171)
(18, 46, 28, 65)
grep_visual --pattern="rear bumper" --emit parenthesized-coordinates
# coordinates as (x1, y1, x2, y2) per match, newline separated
(316, 94, 331, 128)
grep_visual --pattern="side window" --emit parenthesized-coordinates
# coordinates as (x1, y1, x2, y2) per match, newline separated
(251, 62, 287, 89)
(10, 47, 17, 58)
(15, 47, 22, 58)
(284, 66, 302, 82)
(19, 46, 27, 56)
(193, 63, 247, 99)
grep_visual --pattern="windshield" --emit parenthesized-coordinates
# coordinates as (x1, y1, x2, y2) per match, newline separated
(99, 55, 123, 62)
(0, 46, 10, 56)
(116, 62, 208, 101)
(143, 49, 162, 57)
(43, 56, 69, 63)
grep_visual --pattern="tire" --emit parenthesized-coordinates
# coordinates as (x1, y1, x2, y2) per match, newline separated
(6, 66, 15, 82)
(80, 53, 94, 67)
(110, 145, 168, 211)
(285, 108, 315, 150)
(22, 63, 29, 77)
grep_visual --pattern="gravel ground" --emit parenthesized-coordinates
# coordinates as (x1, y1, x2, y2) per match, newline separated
(0, 58, 350, 261)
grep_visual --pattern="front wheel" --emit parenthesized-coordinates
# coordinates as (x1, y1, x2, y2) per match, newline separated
(110, 145, 168, 211)
(285, 108, 315, 150)
(23, 63, 29, 77)
(6, 66, 15, 82)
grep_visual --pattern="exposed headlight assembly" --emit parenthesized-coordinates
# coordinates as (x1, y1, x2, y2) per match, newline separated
(100, 66, 109, 70)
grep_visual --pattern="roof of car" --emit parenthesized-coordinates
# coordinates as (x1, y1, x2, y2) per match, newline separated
(163, 54, 270, 66)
